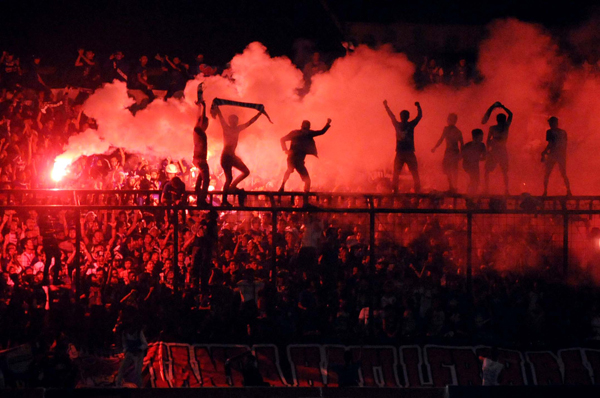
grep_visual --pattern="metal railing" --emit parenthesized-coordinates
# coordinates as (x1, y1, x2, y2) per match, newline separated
(2, 189, 600, 300)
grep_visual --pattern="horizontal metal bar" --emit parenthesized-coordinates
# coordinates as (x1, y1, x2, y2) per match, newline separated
(2, 204, 600, 215)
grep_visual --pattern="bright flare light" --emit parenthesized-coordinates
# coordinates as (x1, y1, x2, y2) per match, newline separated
(51, 158, 71, 182)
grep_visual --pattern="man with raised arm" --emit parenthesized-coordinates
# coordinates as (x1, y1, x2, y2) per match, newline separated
(541, 116, 571, 196)
(481, 101, 513, 195)
(432, 113, 463, 193)
(383, 100, 422, 193)
(213, 105, 265, 206)
(193, 98, 210, 207)
(279, 118, 332, 194)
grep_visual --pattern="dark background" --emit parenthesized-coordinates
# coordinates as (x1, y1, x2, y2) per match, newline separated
(0, 0, 597, 66)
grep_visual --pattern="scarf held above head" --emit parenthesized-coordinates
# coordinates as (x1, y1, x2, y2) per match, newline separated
(210, 98, 273, 124)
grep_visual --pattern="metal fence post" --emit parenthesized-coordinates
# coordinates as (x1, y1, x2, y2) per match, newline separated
(466, 212, 473, 299)
(563, 212, 569, 275)
(271, 209, 278, 285)
(369, 197, 376, 340)
(172, 205, 180, 293)
(75, 207, 81, 303)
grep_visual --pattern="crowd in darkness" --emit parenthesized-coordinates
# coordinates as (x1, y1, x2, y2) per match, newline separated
(1, 48, 600, 388)
(2, 196, 600, 386)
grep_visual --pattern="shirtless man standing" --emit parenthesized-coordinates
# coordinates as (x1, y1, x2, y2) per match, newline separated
(193, 99, 210, 207)
(213, 105, 265, 206)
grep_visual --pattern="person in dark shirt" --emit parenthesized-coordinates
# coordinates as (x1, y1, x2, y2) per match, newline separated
(130, 55, 155, 102)
(161, 176, 185, 205)
(160, 55, 189, 101)
(383, 100, 422, 193)
(213, 105, 265, 206)
(481, 101, 512, 195)
(432, 113, 463, 193)
(193, 98, 210, 206)
(1, 52, 22, 91)
(74, 49, 101, 90)
(541, 116, 571, 196)
(225, 351, 269, 386)
(462, 129, 487, 195)
(105, 51, 128, 83)
(278, 118, 331, 193)
(451, 59, 470, 87)
(24, 55, 51, 99)
(331, 350, 362, 387)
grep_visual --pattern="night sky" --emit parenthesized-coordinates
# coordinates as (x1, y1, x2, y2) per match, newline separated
(0, 0, 597, 64)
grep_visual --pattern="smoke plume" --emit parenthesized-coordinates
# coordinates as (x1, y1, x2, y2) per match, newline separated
(56, 19, 600, 195)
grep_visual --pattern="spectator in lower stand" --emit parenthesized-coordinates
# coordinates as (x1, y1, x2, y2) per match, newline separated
(19, 237, 37, 270)
(114, 313, 147, 388)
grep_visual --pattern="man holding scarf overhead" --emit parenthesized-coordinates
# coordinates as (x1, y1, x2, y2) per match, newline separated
(211, 98, 270, 206)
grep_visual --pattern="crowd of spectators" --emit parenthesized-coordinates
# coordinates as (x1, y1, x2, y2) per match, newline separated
(1, 48, 600, 388)
(2, 199, 600, 356)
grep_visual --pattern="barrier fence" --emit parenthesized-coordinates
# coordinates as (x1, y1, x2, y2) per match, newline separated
(2, 189, 600, 299)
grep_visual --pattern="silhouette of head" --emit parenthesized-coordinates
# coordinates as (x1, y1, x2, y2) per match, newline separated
(301, 120, 311, 130)
(496, 113, 507, 125)
(344, 350, 353, 364)
(472, 129, 484, 142)
(447, 113, 458, 126)
(548, 116, 559, 129)
(228, 115, 239, 126)
(140, 55, 148, 66)
(399, 110, 410, 122)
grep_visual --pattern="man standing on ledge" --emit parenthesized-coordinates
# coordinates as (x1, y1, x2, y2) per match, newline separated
(541, 116, 571, 196)
(279, 118, 332, 205)
(193, 99, 210, 207)
(383, 100, 422, 193)
(213, 105, 265, 206)
(481, 101, 512, 195)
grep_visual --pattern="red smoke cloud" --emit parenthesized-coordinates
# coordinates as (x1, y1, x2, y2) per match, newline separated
(55, 19, 600, 195)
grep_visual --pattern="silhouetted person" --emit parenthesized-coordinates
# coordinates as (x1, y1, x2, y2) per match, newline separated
(127, 55, 154, 114)
(479, 347, 504, 386)
(115, 319, 148, 388)
(541, 116, 571, 196)
(213, 105, 265, 206)
(331, 350, 362, 387)
(432, 113, 463, 192)
(383, 100, 422, 193)
(193, 99, 210, 206)
(225, 351, 269, 386)
(161, 175, 185, 206)
(482, 102, 513, 194)
(279, 118, 332, 194)
(462, 129, 486, 195)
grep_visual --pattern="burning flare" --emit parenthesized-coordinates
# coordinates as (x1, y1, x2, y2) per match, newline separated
(51, 157, 72, 182)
